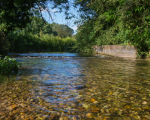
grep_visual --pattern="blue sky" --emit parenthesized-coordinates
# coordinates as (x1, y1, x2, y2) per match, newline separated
(42, 3, 79, 34)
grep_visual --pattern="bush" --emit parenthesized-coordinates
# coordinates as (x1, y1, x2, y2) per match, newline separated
(0, 56, 20, 74)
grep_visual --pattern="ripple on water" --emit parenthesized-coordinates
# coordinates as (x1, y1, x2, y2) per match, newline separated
(14, 52, 150, 119)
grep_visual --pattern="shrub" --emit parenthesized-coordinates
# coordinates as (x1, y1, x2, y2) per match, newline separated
(0, 56, 20, 74)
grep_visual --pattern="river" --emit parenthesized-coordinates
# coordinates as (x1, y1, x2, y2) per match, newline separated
(6, 52, 150, 119)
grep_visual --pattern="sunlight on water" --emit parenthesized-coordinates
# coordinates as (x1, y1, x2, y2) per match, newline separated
(14, 52, 150, 119)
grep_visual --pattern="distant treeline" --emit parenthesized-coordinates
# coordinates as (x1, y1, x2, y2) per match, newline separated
(22, 17, 74, 38)
(0, 17, 75, 53)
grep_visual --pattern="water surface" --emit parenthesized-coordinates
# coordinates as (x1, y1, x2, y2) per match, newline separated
(13, 52, 150, 119)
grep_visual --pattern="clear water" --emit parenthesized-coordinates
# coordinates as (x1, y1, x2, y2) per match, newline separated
(12, 52, 150, 119)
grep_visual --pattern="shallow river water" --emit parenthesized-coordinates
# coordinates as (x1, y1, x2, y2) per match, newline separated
(9, 52, 150, 119)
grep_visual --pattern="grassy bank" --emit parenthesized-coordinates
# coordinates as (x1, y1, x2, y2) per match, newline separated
(6, 32, 76, 53)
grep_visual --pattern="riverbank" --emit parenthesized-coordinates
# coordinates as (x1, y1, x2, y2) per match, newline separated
(93, 45, 137, 59)
(93, 45, 150, 59)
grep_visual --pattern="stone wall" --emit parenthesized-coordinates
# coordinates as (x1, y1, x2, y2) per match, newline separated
(93, 45, 137, 58)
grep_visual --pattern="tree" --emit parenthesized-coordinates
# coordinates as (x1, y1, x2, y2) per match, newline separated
(23, 17, 53, 35)
(0, 0, 36, 33)
(73, 0, 150, 56)
(51, 23, 74, 38)
(0, 0, 70, 34)
(2, 0, 149, 55)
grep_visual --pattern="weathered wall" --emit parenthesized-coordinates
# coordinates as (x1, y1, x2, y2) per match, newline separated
(93, 45, 137, 58)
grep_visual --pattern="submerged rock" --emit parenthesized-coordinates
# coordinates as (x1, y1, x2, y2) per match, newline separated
(75, 85, 86, 90)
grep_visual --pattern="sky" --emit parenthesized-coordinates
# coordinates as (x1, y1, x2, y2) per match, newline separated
(42, 3, 79, 34)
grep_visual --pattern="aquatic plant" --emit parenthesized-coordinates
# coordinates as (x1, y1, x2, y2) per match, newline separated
(0, 56, 20, 74)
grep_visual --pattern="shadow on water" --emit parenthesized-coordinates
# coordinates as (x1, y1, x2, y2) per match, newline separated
(9, 52, 150, 119)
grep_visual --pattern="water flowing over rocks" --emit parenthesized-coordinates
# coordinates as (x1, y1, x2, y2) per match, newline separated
(1, 52, 150, 119)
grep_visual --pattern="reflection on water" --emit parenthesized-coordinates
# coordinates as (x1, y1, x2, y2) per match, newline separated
(15, 52, 150, 119)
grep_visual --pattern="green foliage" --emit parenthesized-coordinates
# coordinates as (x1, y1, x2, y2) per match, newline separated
(0, 30, 10, 53)
(1, 0, 150, 57)
(74, 0, 150, 57)
(51, 23, 74, 38)
(0, 56, 20, 74)
(0, 0, 73, 34)
(0, 0, 80, 31)
(7, 32, 76, 52)
(74, 0, 124, 52)
(19, 17, 74, 38)
(123, 26, 150, 57)
(22, 17, 53, 35)
(74, 19, 96, 52)
(0, 14, 75, 53)
(0, 0, 36, 33)
(1, 15, 75, 53)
